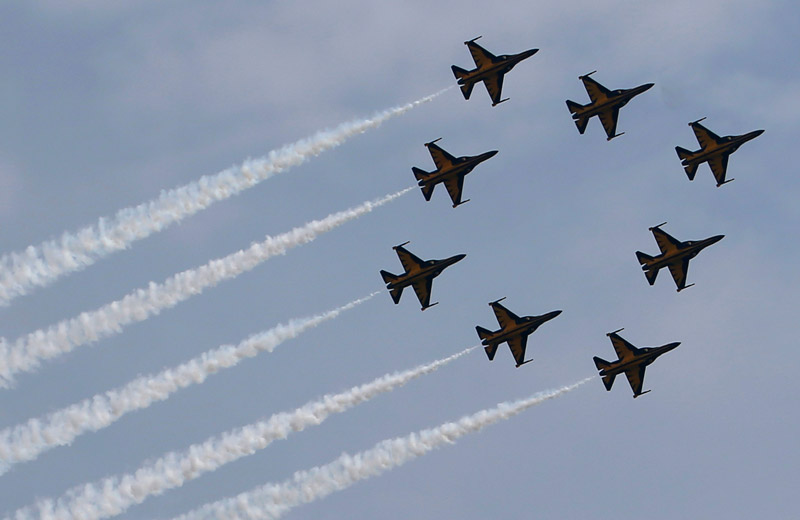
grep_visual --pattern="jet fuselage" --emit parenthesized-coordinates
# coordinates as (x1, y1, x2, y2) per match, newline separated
(419, 150, 498, 187)
(383, 254, 466, 290)
(571, 82, 654, 118)
(597, 342, 680, 377)
(641, 235, 724, 273)
(456, 49, 538, 85)
(680, 129, 765, 166)
(480, 310, 562, 346)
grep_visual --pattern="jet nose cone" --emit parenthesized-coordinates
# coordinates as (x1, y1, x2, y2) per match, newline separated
(481, 150, 499, 161)
(746, 129, 765, 140)
(451, 253, 467, 263)
(643, 83, 655, 91)
(709, 234, 725, 245)
(664, 341, 681, 352)
(546, 310, 563, 320)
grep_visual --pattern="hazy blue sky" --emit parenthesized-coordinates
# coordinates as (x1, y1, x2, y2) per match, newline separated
(1, 2, 798, 519)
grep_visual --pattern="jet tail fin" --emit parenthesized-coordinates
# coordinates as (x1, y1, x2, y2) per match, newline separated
(380, 269, 400, 285)
(593, 356, 612, 371)
(593, 357, 616, 391)
(636, 252, 659, 284)
(451, 66, 475, 99)
(412, 166, 431, 182)
(565, 99, 583, 114)
(476, 326, 498, 360)
(675, 147, 698, 180)
(380, 270, 404, 304)
(566, 100, 589, 134)
(475, 325, 493, 341)
(388, 286, 403, 304)
(419, 182, 435, 201)
(635, 251, 655, 266)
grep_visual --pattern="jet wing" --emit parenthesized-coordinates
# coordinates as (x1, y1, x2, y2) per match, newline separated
(482, 74, 505, 105)
(443, 175, 465, 207)
(466, 40, 497, 69)
(411, 277, 433, 309)
(667, 258, 690, 291)
(395, 246, 425, 273)
(426, 142, 458, 171)
(707, 153, 730, 185)
(506, 334, 529, 367)
(691, 122, 723, 149)
(581, 75, 611, 104)
(624, 365, 647, 397)
(597, 108, 620, 140)
(491, 301, 521, 329)
(651, 227, 682, 255)
(609, 333, 638, 361)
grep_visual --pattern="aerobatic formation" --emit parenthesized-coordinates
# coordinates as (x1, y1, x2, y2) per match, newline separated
(377, 35, 761, 398)
(0, 31, 767, 520)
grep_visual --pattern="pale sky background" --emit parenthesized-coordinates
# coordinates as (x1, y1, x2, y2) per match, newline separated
(1, 1, 798, 519)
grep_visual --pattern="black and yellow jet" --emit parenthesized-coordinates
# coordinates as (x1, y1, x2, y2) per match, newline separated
(475, 298, 562, 367)
(451, 36, 538, 107)
(380, 242, 465, 311)
(635, 223, 724, 292)
(594, 329, 681, 398)
(675, 118, 764, 187)
(412, 139, 498, 208)
(566, 71, 653, 140)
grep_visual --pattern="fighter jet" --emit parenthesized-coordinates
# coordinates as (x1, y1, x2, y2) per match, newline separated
(475, 298, 562, 367)
(412, 139, 498, 208)
(566, 72, 654, 140)
(451, 36, 538, 107)
(675, 118, 764, 187)
(594, 329, 680, 398)
(380, 242, 465, 311)
(635, 223, 724, 292)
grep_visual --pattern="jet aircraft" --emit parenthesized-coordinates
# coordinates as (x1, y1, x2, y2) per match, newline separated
(380, 242, 465, 311)
(675, 118, 764, 187)
(412, 139, 498, 208)
(566, 72, 653, 140)
(594, 329, 680, 398)
(451, 36, 538, 106)
(475, 298, 562, 367)
(635, 223, 724, 292)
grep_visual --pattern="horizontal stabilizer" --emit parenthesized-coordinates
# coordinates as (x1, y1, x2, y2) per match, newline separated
(566, 100, 589, 134)
(565, 99, 583, 114)
(644, 268, 658, 285)
(388, 286, 403, 304)
(419, 183, 436, 201)
(675, 146, 693, 161)
(635, 251, 654, 266)
(593, 356, 612, 371)
(475, 325, 493, 341)
(452, 66, 475, 99)
(675, 147, 699, 180)
(483, 343, 499, 361)
(380, 269, 400, 285)
(451, 65, 470, 81)
(412, 166, 431, 182)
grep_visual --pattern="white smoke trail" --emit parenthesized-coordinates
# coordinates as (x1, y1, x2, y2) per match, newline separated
(10, 348, 475, 520)
(0, 187, 413, 388)
(173, 377, 593, 520)
(0, 89, 449, 307)
(0, 294, 376, 474)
